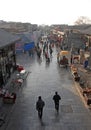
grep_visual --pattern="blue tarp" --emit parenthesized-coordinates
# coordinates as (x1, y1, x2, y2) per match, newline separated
(24, 42, 35, 51)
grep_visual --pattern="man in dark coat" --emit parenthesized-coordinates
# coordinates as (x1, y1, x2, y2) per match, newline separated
(36, 96, 45, 119)
(53, 92, 61, 112)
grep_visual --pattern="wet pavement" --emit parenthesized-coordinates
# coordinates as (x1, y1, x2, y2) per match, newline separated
(1, 48, 91, 130)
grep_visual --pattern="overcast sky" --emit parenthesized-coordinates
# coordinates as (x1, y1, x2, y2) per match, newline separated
(0, 0, 91, 25)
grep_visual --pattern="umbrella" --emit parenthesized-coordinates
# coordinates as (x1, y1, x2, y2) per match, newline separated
(60, 51, 69, 55)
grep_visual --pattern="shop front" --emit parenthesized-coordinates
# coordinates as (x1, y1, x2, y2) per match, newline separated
(0, 44, 16, 87)
(0, 29, 20, 88)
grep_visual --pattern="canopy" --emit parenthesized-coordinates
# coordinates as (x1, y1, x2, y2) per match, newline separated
(58, 31, 64, 35)
(60, 51, 69, 56)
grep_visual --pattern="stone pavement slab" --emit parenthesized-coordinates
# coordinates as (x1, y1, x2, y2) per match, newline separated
(1, 49, 91, 130)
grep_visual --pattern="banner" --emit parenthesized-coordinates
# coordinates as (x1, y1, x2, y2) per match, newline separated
(15, 42, 23, 53)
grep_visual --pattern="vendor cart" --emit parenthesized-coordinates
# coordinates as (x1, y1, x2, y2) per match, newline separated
(3, 93, 16, 104)
(59, 50, 71, 67)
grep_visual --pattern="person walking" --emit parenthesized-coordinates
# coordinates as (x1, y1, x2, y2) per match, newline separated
(49, 48, 53, 56)
(36, 96, 45, 119)
(53, 92, 61, 112)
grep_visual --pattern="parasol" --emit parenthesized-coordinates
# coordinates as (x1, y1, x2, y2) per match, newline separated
(60, 51, 69, 55)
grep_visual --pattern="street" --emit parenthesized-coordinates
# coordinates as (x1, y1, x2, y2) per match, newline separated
(1, 47, 91, 130)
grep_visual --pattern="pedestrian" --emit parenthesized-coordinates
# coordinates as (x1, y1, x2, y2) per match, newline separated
(53, 92, 61, 112)
(57, 52, 60, 64)
(36, 96, 45, 119)
(50, 48, 53, 56)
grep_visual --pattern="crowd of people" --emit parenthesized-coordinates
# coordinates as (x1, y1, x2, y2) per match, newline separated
(35, 40, 54, 63)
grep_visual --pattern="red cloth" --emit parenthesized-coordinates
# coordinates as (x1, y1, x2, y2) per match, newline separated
(17, 66, 24, 72)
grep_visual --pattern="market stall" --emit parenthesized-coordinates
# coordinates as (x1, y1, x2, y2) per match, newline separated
(71, 65, 80, 81)
(58, 50, 71, 67)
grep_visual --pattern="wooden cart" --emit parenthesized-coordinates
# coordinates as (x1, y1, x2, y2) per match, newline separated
(3, 93, 16, 104)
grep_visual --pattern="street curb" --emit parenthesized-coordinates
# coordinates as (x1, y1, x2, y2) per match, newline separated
(74, 81, 88, 108)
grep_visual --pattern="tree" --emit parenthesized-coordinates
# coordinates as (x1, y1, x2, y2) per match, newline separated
(74, 16, 91, 25)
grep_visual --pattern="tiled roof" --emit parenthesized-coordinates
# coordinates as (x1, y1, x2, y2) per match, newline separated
(69, 25, 91, 30)
(67, 33, 84, 49)
(17, 32, 32, 43)
(79, 26, 91, 35)
(68, 25, 91, 35)
(0, 29, 20, 48)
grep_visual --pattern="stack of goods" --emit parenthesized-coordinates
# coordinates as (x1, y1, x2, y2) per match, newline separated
(0, 89, 6, 97)
(71, 65, 80, 81)
(3, 90, 16, 104)
(17, 65, 24, 72)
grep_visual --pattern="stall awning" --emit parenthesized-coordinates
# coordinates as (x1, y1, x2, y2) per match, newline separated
(60, 51, 69, 55)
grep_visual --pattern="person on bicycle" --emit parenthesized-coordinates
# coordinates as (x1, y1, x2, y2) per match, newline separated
(53, 92, 61, 112)
(36, 96, 45, 119)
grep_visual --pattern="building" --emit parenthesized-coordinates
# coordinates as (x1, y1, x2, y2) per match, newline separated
(0, 29, 20, 88)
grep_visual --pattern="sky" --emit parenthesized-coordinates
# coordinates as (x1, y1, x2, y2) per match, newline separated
(0, 0, 91, 25)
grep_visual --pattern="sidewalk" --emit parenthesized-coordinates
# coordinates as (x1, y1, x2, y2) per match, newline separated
(76, 64, 91, 87)
(0, 71, 17, 127)
(71, 63, 91, 108)
(0, 70, 29, 127)
(1, 50, 91, 130)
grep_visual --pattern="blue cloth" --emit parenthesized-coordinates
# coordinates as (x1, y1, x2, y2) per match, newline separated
(24, 42, 35, 51)
(84, 60, 88, 68)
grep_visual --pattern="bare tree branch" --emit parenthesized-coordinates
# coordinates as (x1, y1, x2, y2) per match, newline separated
(74, 16, 91, 25)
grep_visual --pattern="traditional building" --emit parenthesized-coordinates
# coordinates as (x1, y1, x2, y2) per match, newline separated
(0, 29, 20, 88)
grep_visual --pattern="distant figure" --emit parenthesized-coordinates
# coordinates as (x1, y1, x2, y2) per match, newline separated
(70, 55, 73, 64)
(53, 92, 61, 112)
(36, 96, 45, 119)
(84, 59, 88, 68)
(57, 52, 60, 64)
(50, 48, 53, 56)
